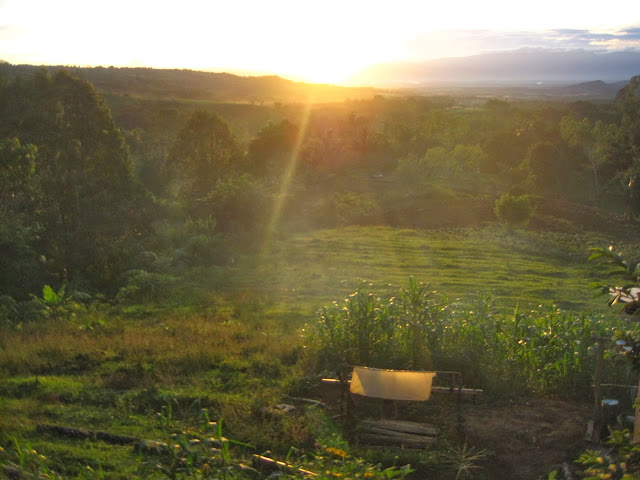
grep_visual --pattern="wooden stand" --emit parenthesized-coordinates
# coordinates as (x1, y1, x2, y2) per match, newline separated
(322, 370, 483, 448)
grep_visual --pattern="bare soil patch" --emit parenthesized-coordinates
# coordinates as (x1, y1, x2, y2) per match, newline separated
(462, 398, 591, 480)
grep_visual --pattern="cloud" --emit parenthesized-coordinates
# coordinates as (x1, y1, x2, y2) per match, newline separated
(549, 26, 640, 50)
(619, 27, 640, 39)
(405, 25, 640, 59)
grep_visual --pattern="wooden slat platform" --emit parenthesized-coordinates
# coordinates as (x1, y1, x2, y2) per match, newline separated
(357, 418, 437, 448)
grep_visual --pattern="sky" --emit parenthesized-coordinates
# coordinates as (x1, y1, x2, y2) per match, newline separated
(1, 0, 640, 84)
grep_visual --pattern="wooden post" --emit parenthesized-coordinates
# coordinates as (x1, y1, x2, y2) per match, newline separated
(456, 386, 464, 442)
(588, 339, 605, 442)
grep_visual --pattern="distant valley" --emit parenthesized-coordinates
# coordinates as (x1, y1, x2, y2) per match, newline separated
(347, 48, 640, 97)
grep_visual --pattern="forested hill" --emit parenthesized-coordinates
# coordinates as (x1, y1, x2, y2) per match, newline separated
(0, 62, 377, 103)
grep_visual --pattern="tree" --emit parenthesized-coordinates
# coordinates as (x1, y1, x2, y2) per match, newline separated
(481, 130, 528, 175)
(615, 76, 640, 216)
(616, 75, 640, 153)
(521, 141, 565, 193)
(166, 111, 242, 209)
(0, 69, 151, 291)
(247, 119, 299, 174)
(560, 116, 620, 198)
(450, 144, 486, 176)
(165, 111, 266, 237)
(0, 138, 46, 297)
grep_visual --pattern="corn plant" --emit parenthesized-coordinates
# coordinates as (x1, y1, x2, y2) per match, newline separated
(396, 277, 444, 369)
(314, 282, 402, 374)
(311, 278, 633, 395)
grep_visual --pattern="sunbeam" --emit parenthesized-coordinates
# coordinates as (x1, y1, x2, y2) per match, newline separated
(260, 88, 317, 254)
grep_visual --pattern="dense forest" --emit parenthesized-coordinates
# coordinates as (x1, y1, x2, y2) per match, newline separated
(2, 64, 640, 479)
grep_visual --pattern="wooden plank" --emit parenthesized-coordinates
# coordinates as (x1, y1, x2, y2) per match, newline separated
(362, 426, 437, 440)
(359, 433, 436, 448)
(431, 386, 484, 396)
(360, 419, 437, 436)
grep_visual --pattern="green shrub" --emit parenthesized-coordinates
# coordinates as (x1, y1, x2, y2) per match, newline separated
(0, 295, 18, 325)
(313, 192, 382, 227)
(494, 192, 534, 228)
(116, 270, 180, 304)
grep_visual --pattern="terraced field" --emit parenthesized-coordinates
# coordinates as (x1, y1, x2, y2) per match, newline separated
(232, 225, 610, 315)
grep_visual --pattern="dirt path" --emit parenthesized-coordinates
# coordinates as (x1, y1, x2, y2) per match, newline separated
(462, 398, 591, 480)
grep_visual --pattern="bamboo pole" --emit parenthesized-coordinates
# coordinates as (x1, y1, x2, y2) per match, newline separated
(252, 455, 318, 477)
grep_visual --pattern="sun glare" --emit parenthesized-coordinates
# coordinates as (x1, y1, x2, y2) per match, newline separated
(280, 59, 364, 85)
(2, 0, 638, 83)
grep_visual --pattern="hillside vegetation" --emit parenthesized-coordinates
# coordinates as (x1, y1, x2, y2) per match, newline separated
(2, 64, 640, 479)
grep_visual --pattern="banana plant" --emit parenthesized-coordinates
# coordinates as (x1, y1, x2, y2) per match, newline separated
(588, 246, 640, 314)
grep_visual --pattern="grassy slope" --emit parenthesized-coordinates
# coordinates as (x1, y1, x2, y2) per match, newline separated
(229, 226, 611, 314)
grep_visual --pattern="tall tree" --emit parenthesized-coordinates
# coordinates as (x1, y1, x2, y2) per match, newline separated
(0, 138, 46, 297)
(560, 116, 620, 198)
(616, 75, 640, 153)
(166, 111, 242, 208)
(0, 69, 151, 290)
(165, 111, 265, 235)
(521, 140, 565, 193)
(247, 119, 299, 174)
(615, 76, 640, 215)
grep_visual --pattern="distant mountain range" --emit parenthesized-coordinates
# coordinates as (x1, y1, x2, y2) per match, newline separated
(2, 50, 638, 103)
(0, 62, 375, 104)
(348, 48, 640, 87)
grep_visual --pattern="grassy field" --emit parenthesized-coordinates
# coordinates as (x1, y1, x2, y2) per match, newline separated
(0, 225, 629, 479)
(229, 225, 612, 314)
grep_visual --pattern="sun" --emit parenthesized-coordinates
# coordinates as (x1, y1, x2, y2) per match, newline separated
(238, 34, 384, 85)
(282, 57, 365, 85)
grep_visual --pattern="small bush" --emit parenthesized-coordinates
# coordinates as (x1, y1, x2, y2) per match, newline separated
(313, 192, 382, 227)
(116, 270, 180, 304)
(494, 192, 534, 228)
(0, 295, 18, 325)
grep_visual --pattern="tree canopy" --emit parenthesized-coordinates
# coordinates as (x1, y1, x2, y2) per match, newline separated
(0, 69, 151, 293)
